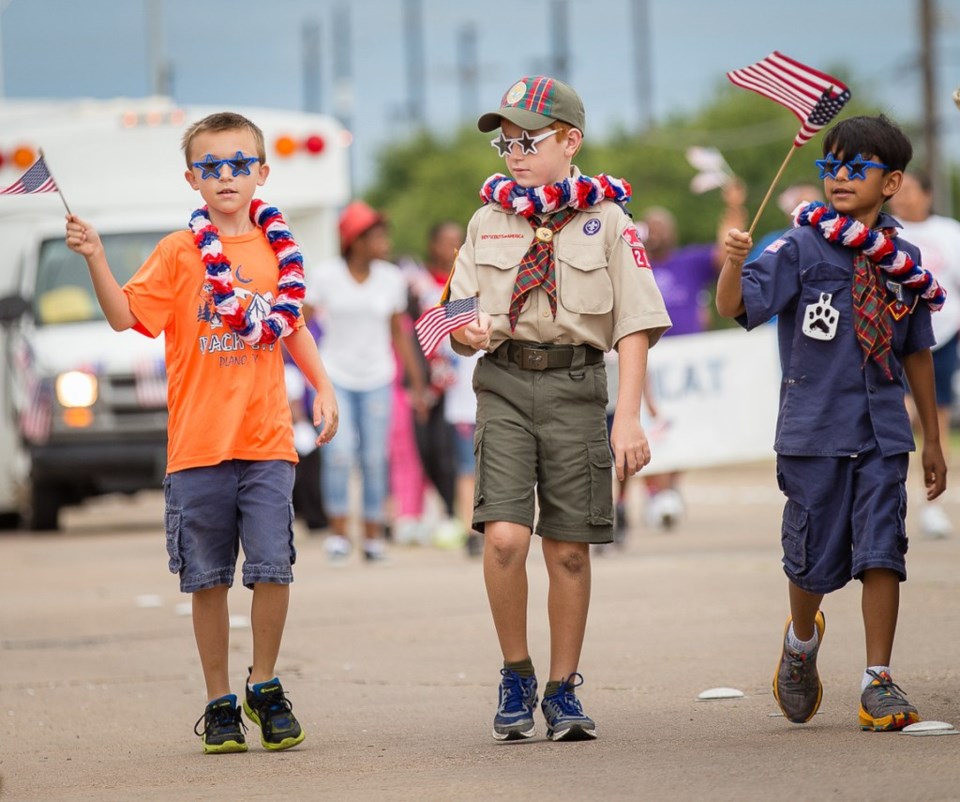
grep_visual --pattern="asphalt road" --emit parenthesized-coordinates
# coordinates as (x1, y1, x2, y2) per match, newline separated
(2, 462, 959, 801)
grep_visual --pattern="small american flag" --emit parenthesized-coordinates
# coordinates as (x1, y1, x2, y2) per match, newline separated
(134, 357, 168, 408)
(0, 155, 58, 195)
(727, 52, 851, 146)
(415, 296, 479, 358)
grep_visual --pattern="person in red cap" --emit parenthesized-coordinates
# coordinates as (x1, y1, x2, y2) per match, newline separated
(448, 76, 671, 742)
(306, 201, 426, 562)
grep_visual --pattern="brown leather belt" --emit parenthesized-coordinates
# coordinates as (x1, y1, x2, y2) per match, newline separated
(494, 342, 603, 371)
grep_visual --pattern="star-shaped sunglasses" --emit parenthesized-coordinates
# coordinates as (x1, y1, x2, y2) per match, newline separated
(192, 151, 261, 179)
(814, 153, 889, 181)
(490, 129, 557, 158)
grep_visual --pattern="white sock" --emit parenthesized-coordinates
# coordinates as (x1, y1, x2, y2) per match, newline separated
(862, 666, 891, 691)
(786, 621, 819, 653)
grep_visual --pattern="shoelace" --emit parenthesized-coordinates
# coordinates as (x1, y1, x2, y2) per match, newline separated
(546, 672, 586, 717)
(498, 669, 534, 713)
(193, 703, 246, 737)
(254, 688, 296, 728)
(864, 670, 912, 711)
(786, 651, 813, 684)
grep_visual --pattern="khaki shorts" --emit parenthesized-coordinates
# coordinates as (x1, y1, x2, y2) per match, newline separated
(472, 347, 614, 543)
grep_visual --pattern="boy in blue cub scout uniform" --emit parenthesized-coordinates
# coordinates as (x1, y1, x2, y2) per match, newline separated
(717, 115, 947, 731)
(448, 76, 670, 742)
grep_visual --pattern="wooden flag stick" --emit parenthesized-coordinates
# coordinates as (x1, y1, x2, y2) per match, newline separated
(747, 143, 799, 236)
(39, 148, 73, 217)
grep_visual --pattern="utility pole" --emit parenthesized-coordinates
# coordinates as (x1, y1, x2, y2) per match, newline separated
(457, 23, 479, 123)
(548, 0, 570, 82)
(332, 5, 355, 190)
(631, 0, 653, 132)
(302, 19, 322, 114)
(146, 0, 172, 96)
(919, 0, 944, 211)
(403, 0, 425, 128)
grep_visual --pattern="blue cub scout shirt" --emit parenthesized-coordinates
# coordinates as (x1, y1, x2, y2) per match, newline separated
(737, 213, 935, 457)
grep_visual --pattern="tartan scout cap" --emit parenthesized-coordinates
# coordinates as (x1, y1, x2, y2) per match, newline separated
(477, 75, 585, 134)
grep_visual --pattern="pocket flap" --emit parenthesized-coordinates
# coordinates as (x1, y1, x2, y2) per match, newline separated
(475, 243, 529, 270)
(557, 242, 607, 271)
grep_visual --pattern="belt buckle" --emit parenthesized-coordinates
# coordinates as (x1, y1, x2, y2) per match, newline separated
(519, 346, 548, 370)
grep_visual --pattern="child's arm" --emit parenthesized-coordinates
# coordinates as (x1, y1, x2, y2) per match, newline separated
(712, 178, 748, 269)
(283, 326, 339, 445)
(610, 330, 651, 481)
(64, 215, 138, 331)
(391, 311, 428, 420)
(903, 348, 947, 500)
(715, 228, 753, 319)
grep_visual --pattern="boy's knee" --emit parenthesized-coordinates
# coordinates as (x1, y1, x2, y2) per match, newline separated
(549, 542, 589, 575)
(484, 528, 527, 567)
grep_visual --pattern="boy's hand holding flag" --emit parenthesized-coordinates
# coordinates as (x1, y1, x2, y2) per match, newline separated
(414, 294, 479, 358)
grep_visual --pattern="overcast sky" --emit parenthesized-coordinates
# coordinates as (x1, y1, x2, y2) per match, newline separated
(2, 0, 958, 194)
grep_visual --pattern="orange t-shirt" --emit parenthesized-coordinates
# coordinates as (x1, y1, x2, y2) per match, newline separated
(124, 228, 299, 473)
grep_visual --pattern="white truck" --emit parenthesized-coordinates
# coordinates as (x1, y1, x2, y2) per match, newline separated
(0, 98, 350, 529)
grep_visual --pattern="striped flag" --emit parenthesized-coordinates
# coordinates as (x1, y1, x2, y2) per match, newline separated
(414, 295, 479, 358)
(134, 357, 167, 408)
(0, 155, 58, 195)
(727, 52, 851, 146)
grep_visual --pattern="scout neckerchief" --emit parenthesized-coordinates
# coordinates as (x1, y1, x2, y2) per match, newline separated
(509, 208, 578, 330)
(480, 171, 632, 330)
(189, 199, 305, 346)
(794, 201, 945, 379)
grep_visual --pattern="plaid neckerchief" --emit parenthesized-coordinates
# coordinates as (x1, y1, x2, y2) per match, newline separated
(852, 253, 894, 379)
(509, 207, 577, 331)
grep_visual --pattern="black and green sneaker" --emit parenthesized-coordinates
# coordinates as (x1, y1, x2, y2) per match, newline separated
(243, 668, 306, 751)
(194, 694, 248, 754)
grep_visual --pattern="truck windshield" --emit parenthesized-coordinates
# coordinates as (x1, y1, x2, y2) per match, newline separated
(34, 232, 167, 326)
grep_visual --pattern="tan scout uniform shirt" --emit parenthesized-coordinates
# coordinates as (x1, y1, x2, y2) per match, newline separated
(450, 178, 671, 356)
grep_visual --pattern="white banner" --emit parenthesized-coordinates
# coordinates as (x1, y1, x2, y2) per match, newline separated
(641, 325, 781, 474)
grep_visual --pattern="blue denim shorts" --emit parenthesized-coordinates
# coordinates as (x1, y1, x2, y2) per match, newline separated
(776, 449, 909, 594)
(164, 460, 296, 592)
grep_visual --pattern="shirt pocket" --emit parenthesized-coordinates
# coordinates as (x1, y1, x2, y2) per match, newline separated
(799, 262, 850, 306)
(475, 243, 527, 315)
(557, 242, 613, 315)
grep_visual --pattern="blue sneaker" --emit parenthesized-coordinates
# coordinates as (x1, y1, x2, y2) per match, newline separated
(541, 673, 597, 741)
(243, 669, 306, 751)
(194, 694, 248, 754)
(493, 669, 538, 741)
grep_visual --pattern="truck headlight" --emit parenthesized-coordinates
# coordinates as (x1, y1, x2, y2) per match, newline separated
(56, 370, 98, 408)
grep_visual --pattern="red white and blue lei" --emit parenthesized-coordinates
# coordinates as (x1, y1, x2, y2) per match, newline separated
(794, 201, 945, 311)
(189, 199, 306, 345)
(480, 172, 631, 218)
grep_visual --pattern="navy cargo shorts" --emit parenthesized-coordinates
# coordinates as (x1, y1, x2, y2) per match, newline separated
(472, 342, 614, 544)
(163, 459, 296, 592)
(776, 449, 910, 594)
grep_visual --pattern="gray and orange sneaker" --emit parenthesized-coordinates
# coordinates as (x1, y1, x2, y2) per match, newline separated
(859, 670, 921, 731)
(773, 611, 826, 723)
(243, 669, 306, 751)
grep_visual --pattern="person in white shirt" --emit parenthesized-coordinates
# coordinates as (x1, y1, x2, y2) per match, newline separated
(889, 172, 960, 537)
(307, 202, 426, 560)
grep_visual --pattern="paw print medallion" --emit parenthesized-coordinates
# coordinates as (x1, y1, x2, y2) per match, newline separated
(802, 292, 839, 341)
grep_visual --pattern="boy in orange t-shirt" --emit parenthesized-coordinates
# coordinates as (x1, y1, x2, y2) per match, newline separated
(66, 112, 338, 754)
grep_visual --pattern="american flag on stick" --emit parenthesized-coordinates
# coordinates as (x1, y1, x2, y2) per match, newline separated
(0, 151, 73, 214)
(414, 295, 479, 358)
(726, 52, 851, 234)
(727, 51, 851, 147)
(0, 154, 58, 195)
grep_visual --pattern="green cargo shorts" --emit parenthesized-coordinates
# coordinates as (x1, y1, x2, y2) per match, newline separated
(472, 344, 614, 544)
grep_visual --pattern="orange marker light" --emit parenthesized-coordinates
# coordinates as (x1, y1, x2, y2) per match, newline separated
(274, 135, 298, 157)
(12, 145, 37, 169)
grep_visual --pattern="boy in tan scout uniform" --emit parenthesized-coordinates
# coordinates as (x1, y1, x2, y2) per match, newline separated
(449, 76, 670, 741)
